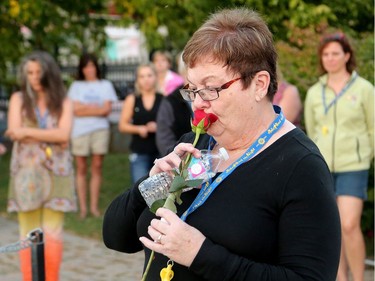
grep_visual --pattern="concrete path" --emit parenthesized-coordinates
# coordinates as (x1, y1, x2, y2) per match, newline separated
(0, 216, 373, 281)
(0, 216, 144, 281)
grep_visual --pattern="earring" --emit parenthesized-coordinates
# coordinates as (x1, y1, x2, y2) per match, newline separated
(256, 90, 268, 102)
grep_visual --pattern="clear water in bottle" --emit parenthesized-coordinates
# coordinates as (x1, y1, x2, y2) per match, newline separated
(187, 147, 229, 182)
(138, 147, 229, 207)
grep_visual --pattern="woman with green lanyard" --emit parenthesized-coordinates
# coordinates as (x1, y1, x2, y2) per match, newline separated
(305, 32, 374, 281)
(103, 8, 341, 281)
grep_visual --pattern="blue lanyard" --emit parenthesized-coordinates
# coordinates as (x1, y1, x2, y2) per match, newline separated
(35, 107, 49, 129)
(181, 105, 285, 221)
(322, 73, 357, 114)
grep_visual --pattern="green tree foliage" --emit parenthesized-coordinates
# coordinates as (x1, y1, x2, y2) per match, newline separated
(321, 0, 374, 32)
(1, 0, 373, 97)
(0, 0, 108, 92)
(113, 0, 373, 51)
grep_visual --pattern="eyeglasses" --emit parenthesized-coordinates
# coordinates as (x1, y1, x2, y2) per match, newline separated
(179, 77, 242, 102)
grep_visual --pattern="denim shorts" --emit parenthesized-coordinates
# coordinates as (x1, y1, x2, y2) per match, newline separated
(129, 152, 159, 185)
(332, 170, 369, 200)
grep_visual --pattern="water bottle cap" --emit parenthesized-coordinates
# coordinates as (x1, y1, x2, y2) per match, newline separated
(218, 147, 229, 160)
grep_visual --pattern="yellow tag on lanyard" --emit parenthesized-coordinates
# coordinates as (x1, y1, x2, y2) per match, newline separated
(160, 260, 174, 281)
(322, 125, 329, 136)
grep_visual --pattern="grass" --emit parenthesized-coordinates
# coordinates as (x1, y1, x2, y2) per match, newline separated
(0, 151, 132, 240)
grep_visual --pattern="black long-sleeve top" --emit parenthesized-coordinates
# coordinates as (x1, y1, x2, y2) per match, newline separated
(103, 129, 341, 281)
(130, 93, 163, 154)
(156, 87, 193, 156)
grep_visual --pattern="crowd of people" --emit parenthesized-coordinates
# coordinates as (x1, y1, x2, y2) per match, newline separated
(2, 7, 373, 281)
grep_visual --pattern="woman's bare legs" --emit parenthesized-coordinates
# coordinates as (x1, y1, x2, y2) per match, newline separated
(75, 156, 88, 219)
(337, 196, 365, 281)
(90, 154, 104, 217)
(337, 243, 349, 281)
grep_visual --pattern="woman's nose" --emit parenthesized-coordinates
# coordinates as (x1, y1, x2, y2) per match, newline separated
(29, 74, 39, 82)
(192, 94, 209, 109)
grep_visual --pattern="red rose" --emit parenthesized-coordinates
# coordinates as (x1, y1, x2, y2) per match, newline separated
(192, 109, 218, 133)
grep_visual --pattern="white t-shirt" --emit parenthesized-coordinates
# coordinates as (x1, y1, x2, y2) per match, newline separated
(68, 80, 118, 138)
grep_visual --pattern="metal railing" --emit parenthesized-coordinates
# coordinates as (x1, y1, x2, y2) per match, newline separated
(0, 228, 45, 281)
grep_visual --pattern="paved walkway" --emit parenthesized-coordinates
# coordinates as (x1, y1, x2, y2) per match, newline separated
(0, 216, 373, 281)
(0, 216, 144, 281)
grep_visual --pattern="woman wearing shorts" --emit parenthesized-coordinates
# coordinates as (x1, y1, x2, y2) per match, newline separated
(305, 32, 374, 281)
(68, 53, 117, 219)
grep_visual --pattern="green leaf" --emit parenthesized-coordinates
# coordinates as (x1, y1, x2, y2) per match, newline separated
(150, 199, 166, 214)
(185, 179, 203, 187)
(175, 190, 183, 205)
(169, 175, 187, 192)
(181, 168, 189, 179)
(163, 196, 177, 213)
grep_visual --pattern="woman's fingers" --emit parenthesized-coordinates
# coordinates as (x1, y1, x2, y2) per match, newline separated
(140, 208, 206, 267)
(173, 143, 201, 159)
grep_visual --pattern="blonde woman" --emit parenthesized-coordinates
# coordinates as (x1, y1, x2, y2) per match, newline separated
(119, 64, 163, 184)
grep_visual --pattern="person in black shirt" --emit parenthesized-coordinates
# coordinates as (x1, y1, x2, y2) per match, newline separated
(118, 63, 163, 184)
(156, 53, 193, 156)
(156, 87, 192, 156)
(104, 8, 341, 281)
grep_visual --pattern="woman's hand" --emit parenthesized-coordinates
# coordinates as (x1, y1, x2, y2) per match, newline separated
(149, 143, 201, 176)
(139, 208, 206, 267)
(146, 121, 157, 133)
(0, 143, 6, 155)
(138, 125, 149, 138)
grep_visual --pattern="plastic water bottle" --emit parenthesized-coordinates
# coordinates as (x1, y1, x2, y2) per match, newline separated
(187, 147, 229, 182)
(138, 147, 229, 207)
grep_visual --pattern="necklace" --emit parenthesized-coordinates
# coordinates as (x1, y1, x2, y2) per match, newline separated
(322, 72, 357, 114)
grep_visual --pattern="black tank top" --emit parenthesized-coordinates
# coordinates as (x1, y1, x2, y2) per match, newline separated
(130, 93, 163, 154)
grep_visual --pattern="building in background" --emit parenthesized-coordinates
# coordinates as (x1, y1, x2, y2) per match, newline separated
(105, 25, 148, 62)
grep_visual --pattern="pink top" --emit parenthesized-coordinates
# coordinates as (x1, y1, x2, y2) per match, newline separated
(273, 81, 288, 105)
(273, 81, 301, 127)
(164, 70, 184, 96)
